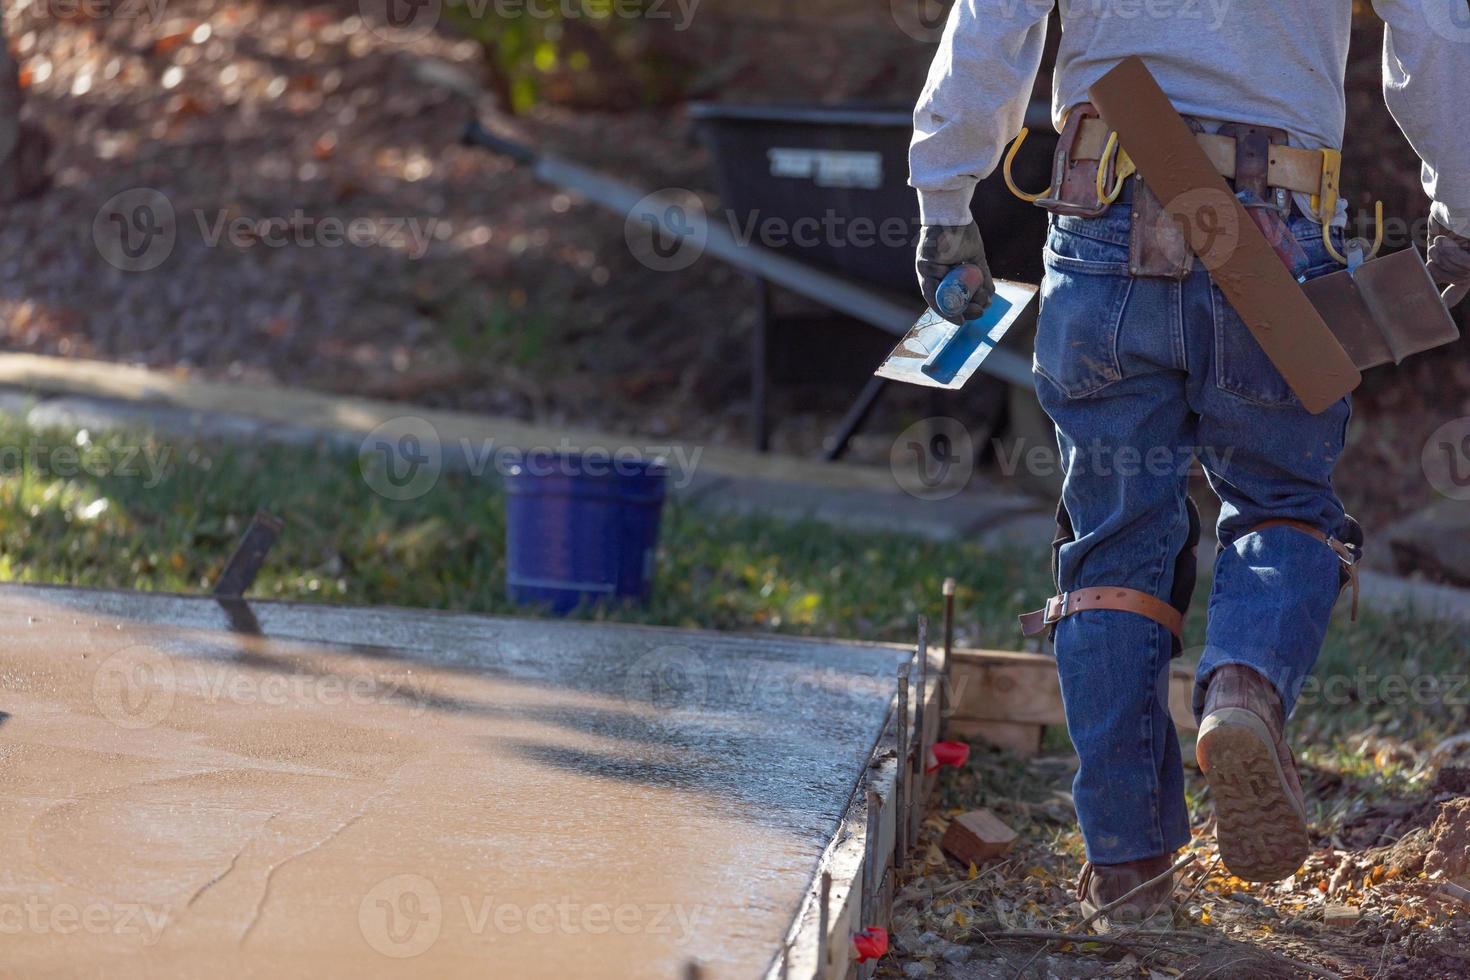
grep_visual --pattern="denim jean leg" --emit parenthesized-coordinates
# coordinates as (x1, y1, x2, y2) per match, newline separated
(1035, 213, 1195, 865)
(1188, 251, 1351, 722)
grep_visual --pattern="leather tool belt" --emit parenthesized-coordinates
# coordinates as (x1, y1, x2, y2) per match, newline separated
(1022, 104, 1342, 278)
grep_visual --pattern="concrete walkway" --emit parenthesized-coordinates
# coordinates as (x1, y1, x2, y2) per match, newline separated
(0, 352, 1465, 623)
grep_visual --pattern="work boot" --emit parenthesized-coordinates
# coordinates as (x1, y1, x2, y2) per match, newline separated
(1076, 854, 1176, 933)
(1197, 664, 1309, 881)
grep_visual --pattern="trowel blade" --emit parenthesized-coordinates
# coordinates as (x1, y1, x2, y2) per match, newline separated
(874, 279, 1039, 390)
(1304, 248, 1460, 370)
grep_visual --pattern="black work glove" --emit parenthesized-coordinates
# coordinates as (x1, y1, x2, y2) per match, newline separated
(1427, 218, 1470, 299)
(915, 222, 995, 326)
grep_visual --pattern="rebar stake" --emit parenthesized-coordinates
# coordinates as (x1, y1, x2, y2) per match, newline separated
(895, 664, 910, 868)
(816, 871, 832, 979)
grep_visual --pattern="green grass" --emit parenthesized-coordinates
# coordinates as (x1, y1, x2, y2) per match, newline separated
(1, 418, 1462, 762)
(0, 419, 1050, 651)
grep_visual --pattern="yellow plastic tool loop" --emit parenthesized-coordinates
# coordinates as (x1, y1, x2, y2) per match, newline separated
(1002, 128, 1050, 203)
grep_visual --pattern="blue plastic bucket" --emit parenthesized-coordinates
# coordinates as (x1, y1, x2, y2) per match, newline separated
(503, 451, 668, 614)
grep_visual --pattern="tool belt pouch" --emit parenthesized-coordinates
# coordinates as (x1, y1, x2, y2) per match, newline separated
(1128, 177, 1193, 279)
(1034, 105, 1112, 218)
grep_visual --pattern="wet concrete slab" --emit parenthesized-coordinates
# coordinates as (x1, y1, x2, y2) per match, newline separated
(0, 584, 904, 978)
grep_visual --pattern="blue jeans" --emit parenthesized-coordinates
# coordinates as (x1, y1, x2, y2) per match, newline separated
(1034, 193, 1351, 865)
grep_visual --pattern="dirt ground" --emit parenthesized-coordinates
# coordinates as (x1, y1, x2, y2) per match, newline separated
(885, 747, 1470, 980)
(3, 1, 1463, 536)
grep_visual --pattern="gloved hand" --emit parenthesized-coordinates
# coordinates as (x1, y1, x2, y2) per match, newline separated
(916, 222, 995, 325)
(1427, 218, 1470, 300)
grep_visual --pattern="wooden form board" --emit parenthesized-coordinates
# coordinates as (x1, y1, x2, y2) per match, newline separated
(1088, 56, 1360, 414)
(778, 667, 943, 980)
(947, 648, 1198, 734)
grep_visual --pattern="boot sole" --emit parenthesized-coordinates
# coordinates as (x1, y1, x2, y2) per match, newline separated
(1197, 707, 1308, 882)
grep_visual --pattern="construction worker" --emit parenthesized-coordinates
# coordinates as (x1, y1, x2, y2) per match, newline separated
(910, 2, 1470, 930)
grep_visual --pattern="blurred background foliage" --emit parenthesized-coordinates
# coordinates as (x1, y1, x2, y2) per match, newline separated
(443, 0, 695, 112)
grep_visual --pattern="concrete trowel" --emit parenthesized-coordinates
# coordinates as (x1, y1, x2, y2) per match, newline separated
(1304, 240, 1465, 370)
(874, 265, 1039, 389)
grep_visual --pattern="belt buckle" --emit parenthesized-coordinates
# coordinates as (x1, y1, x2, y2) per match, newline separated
(1043, 592, 1070, 625)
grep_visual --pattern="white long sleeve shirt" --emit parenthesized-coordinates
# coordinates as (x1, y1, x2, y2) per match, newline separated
(910, 1, 1470, 236)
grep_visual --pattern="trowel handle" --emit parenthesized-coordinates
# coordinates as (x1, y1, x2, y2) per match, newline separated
(933, 264, 986, 319)
(1445, 283, 1469, 309)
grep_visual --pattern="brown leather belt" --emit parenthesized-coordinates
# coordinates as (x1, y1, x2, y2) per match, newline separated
(1019, 587, 1184, 639)
(1017, 517, 1362, 641)
(1072, 116, 1325, 198)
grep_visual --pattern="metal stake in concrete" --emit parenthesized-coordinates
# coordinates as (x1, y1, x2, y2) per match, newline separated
(861, 788, 880, 927)
(941, 577, 956, 676)
(212, 510, 283, 599)
(911, 618, 929, 849)
(895, 664, 910, 868)
(914, 617, 928, 777)
(816, 871, 832, 979)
